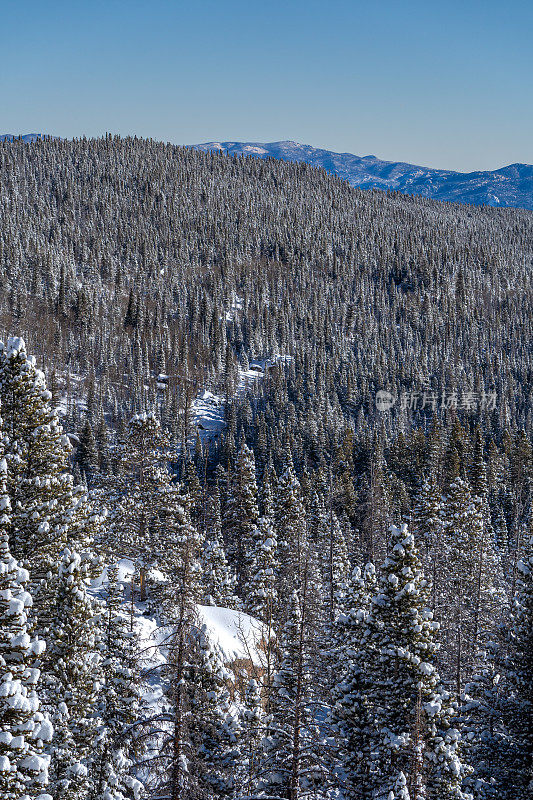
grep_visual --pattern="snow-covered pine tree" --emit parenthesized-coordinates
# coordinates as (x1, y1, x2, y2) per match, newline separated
(76, 420, 99, 485)
(470, 427, 488, 502)
(260, 456, 276, 519)
(0, 337, 80, 635)
(187, 625, 239, 799)
(182, 458, 203, 527)
(90, 565, 144, 800)
(443, 418, 470, 489)
(157, 482, 204, 623)
(260, 589, 303, 800)
(442, 478, 506, 694)
(501, 541, 533, 799)
(273, 458, 307, 610)
(244, 514, 278, 623)
(412, 478, 443, 612)
(239, 677, 265, 797)
(338, 524, 471, 800)
(43, 548, 100, 800)
(307, 489, 326, 548)
(321, 507, 350, 623)
(493, 507, 509, 561)
(390, 771, 411, 800)
(460, 639, 507, 800)
(242, 512, 278, 724)
(361, 432, 392, 562)
(147, 484, 205, 800)
(462, 536, 532, 800)
(225, 442, 259, 591)
(111, 412, 170, 601)
(202, 485, 237, 607)
(259, 579, 321, 800)
(0, 455, 53, 800)
(330, 563, 376, 800)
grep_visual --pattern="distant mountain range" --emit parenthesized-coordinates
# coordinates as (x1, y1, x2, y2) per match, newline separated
(2, 134, 532, 210)
(0, 133, 49, 143)
(193, 140, 533, 211)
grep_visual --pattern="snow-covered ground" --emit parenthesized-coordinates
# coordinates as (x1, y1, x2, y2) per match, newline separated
(191, 390, 225, 437)
(90, 560, 267, 739)
(54, 372, 87, 418)
(196, 604, 268, 667)
(225, 292, 243, 322)
(191, 356, 290, 446)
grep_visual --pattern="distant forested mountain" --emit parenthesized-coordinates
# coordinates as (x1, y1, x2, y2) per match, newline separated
(0, 132, 50, 142)
(194, 139, 533, 210)
(1, 135, 531, 437)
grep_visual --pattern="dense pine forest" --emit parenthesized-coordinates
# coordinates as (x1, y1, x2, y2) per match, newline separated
(0, 135, 531, 800)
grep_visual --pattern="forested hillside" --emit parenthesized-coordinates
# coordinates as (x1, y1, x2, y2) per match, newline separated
(193, 140, 533, 210)
(0, 136, 531, 800)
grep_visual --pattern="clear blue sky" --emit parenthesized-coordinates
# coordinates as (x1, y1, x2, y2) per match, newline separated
(1, 0, 531, 171)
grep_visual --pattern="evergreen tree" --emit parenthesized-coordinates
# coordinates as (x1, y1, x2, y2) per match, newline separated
(44, 548, 99, 800)
(157, 483, 204, 622)
(202, 486, 237, 607)
(239, 677, 265, 797)
(90, 566, 144, 800)
(273, 459, 307, 609)
(330, 563, 377, 800)
(225, 442, 259, 591)
(320, 506, 350, 623)
(470, 427, 488, 501)
(260, 590, 303, 800)
(182, 458, 203, 527)
(0, 337, 80, 634)
(442, 479, 506, 693)
(361, 433, 392, 562)
(502, 542, 533, 798)
(334, 524, 471, 800)
(77, 420, 99, 484)
(260, 581, 321, 800)
(463, 539, 532, 800)
(412, 478, 443, 612)
(244, 514, 278, 623)
(148, 485, 204, 800)
(187, 625, 239, 799)
(111, 412, 170, 601)
(0, 456, 53, 800)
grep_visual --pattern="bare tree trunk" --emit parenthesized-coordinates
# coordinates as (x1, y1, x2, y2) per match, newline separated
(472, 532, 485, 658)
(170, 595, 187, 800)
(130, 573, 135, 632)
(264, 597, 276, 718)
(511, 520, 523, 597)
(408, 685, 425, 800)
(456, 605, 463, 698)
(290, 573, 308, 800)
(328, 466, 334, 623)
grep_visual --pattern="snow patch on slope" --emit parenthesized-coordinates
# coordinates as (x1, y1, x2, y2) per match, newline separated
(196, 605, 269, 666)
(191, 355, 290, 443)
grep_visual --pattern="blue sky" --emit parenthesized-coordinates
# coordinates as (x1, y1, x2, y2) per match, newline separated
(1, 0, 531, 171)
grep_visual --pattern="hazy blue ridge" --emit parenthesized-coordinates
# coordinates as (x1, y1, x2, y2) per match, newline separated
(0, 133, 50, 142)
(192, 140, 533, 210)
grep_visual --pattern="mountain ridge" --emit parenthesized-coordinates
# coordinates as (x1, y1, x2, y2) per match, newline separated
(192, 140, 533, 210)
(2, 134, 532, 209)
(0, 133, 49, 142)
